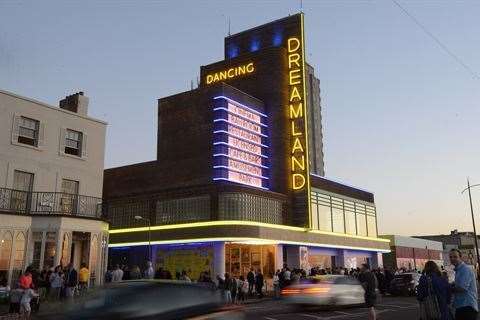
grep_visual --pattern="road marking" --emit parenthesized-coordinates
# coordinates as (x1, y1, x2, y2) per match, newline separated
(299, 313, 324, 319)
(264, 317, 279, 320)
(333, 311, 353, 315)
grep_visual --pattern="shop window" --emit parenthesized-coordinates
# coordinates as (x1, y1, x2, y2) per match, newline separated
(367, 215, 377, 237)
(345, 210, 356, 235)
(90, 235, 98, 279)
(44, 232, 57, 269)
(31, 232, 43, 270)
(356, 214, 367, 236)
(13, 232, 26, 270)
(0, 231, 13, 273)
(318, 205, 332, 232)
(60, 233, 70, 267)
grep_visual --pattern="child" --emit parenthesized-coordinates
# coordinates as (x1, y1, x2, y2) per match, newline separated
(20, 288, 38, 319)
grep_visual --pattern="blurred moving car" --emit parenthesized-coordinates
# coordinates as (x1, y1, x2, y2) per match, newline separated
(281, 275, 365, 306)
(35, 280, 224, 320)
(388, 272, 420, 296)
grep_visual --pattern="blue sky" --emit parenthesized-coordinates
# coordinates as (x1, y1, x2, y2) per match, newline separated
(1, 0, 479, 235)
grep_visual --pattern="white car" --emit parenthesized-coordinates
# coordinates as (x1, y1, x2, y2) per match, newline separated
(281, 275, 365, 306)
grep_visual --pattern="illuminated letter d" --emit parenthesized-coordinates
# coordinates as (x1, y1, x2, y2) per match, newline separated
(292, 174, 305, 190)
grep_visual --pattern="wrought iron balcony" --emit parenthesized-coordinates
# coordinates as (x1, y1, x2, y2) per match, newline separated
(0, 187, 104, 219)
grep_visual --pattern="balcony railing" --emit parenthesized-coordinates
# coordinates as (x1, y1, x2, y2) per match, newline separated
(0, 187, 104, 219)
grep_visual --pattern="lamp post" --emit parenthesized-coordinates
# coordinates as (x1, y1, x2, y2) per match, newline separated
(461, 179, 480, 269)
(134, 215, 151, 263)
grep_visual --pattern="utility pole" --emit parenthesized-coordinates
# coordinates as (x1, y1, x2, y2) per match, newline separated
(462, 179, 480, 269)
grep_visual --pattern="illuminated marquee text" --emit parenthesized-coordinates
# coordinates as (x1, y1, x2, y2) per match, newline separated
(206, 63, 255, 85)
(288, 37, 307, 190)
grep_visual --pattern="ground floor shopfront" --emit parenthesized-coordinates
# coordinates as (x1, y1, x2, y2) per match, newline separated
(0, 213, 109, 286)
(108, 221, 390, 281)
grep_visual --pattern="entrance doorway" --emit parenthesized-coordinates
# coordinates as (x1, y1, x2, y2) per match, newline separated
(70, 232, 90, 271)
(225, 244, 276, 278)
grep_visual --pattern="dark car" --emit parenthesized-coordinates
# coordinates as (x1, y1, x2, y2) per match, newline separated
(388, 272, 421, 296)
(35, 280, 224, 320)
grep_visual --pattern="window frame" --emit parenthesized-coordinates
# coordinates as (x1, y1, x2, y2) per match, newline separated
(64, 129, 83, 157)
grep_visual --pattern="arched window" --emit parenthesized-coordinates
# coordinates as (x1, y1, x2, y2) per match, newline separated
(90, 235, 98, 278)
(0, 231, 13, 272)
(60, 233, 70, 267)
(13, 232, 26, 270)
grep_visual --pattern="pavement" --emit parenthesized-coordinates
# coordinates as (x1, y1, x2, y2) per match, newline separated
(203, 296, 423, 320)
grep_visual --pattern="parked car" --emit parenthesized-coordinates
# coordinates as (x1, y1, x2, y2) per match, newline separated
(388, 272, 421, 296)
(35, 280, 224, 320)
(281, 275, 365, 306)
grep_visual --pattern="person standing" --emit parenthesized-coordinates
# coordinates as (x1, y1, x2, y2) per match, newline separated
(449, 249, 478, 320)
(229, 275, 238, 304)
(112, 264, 124, 282)
(237, 276, 248, 303)
(247, 269, 255, 297)
(273, 270, 280, 299)
(20, 287, 38, 320)
(64, 263, 78, 300)
(49, 266, 63, 300)
(255, 269, 264, 298)
(223, 273, 232, 304)
(78, 263, 90, 296)
(417, 260, 451, 320)
(144, 261, 154, 279)
(358, 263, 377, 320)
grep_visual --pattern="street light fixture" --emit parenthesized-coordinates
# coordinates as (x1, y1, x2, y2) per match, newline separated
(134, 215, 152, 263)
(461, 179, 480, 269)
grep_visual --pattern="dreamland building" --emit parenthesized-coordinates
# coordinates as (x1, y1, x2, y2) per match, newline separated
(105, 14, 390, 280)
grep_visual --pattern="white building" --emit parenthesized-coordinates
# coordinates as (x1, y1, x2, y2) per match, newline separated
(0, 89, 108, 286)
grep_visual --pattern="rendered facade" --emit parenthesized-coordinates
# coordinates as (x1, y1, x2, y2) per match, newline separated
(105, 14, 389, 280)
(0, 90, 108, 286)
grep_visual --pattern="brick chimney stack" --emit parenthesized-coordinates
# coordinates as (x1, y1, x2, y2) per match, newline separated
(59, 91, 89, 116)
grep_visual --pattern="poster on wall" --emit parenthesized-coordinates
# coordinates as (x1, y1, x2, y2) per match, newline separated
(300, 246, 309, 271)
(156, 245, 213, 281)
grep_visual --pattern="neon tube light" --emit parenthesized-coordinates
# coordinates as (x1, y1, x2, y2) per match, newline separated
(212, 177, 269, 190)
(213, 130, 268, 148)
(213, 165, 269, 179)
(213, 119, 268, 137)
(213, 142, 268, 158)
(213, 96, 267, 117)
(213, 107, 268, 127)
(108, 220, 391, 243)
(213, 153, 268, 169)
(108, 236, 390, 253)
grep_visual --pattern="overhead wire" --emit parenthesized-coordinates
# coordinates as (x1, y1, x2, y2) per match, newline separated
(391, 0, 480, 81)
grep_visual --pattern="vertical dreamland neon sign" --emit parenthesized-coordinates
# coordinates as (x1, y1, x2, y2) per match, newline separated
(287, 13, 312, 228)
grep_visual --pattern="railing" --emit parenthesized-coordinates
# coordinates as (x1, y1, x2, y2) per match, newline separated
(0, 187, 104, 219)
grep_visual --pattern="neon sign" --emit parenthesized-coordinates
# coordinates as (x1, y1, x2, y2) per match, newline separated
(287, 14, 311, 197)
(213, 96, 268, 189)
(206, 62, 255, 85)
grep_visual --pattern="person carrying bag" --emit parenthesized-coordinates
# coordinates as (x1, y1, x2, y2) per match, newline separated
(417, 261, 452, 320)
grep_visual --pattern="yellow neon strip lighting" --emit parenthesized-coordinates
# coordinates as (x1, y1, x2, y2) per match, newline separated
(108, 236, 391, 253)
(300, 13, 313, 230)
(108, 220, 390, 243)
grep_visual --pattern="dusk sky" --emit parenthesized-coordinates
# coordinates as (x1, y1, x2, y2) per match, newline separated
(1, 0, 479, 236)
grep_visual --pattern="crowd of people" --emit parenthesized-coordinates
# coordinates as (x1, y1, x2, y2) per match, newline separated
(2, 250, 478, 319)
(1, 262, 90, 319)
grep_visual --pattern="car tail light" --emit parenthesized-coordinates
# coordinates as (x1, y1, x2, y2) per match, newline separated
(303, 287, 330, 294)
(281, 288, 301, 295)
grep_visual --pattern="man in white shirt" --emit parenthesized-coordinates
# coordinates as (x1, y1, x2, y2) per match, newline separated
(112, 264, 124, 282)
(144, 261, 154, 279)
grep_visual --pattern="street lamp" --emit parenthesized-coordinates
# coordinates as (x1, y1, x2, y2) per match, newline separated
(461, 179, 480, 268)
(134, 215, 152, 263)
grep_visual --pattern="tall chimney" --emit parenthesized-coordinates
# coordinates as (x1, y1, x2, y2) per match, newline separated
(59, 91, 89, 116)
